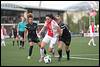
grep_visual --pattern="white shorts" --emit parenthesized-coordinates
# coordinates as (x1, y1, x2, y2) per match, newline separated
(1, 35, 5, 40)
(42, 34, 57, 48)
(90, 33, 94, 37)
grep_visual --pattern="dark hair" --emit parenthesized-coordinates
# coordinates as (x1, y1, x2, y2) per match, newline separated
(46, 14, 56, 20)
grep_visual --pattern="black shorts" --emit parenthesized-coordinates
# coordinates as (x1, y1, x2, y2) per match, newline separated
(13, 33, 17, 38)
(19, 31, 24, 38)
(59, 36, 71, 46)
(28, 37, 40, 43)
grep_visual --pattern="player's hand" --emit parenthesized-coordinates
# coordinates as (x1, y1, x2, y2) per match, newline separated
(37, 33, 42, 39)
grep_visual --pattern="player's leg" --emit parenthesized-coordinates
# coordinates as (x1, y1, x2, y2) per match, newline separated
(1, 39, 5, 46)
(1, 36, 6, 46)
(27, 41, 34, 59)
(1, 36, 3, 46)
(65, 45, 70, 60)
(37, 34, 47, 55)
(48, 47, 55, 56)
(88, 37, 92, 46)
(39, 41, 47, 62)
(39, 35, 49, 62)
(12, 38, 15, 46)
(22, 32, 25, 48)
(48, 37, 57, 57)
(38, 41, 47, 55)
(88, 33, 93, 46)
(57, 41, 63, 61)
(16, 36, 19, 47)
(91, 36, 96, 46)
(19, 31, 22, 48)
(64, 40, 71, 60)
(12, 34, 16, 46)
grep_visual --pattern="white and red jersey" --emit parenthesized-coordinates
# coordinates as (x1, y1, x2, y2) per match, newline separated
(1, 28, 6, 39)
(89, 24, 96, 33)
(44, 20, 59, 37)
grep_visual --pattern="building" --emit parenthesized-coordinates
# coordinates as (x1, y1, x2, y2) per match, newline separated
(1, 3, 65, 35)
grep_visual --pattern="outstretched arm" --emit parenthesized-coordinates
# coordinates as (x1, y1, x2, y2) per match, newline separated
(39, 26, 46, 35)
(39, 21, 47, 35)
(24, 29, 28, 41)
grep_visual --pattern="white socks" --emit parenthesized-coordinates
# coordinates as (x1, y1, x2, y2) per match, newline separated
(88, 38, 96, 46)
(1, 40, 6, 46)
(40, 48, 45, 58)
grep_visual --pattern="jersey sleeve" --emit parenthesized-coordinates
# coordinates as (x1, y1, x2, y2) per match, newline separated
(25, 24, 29, 30)
(60, 23, 65, 29)
(52, 20, 59, 28)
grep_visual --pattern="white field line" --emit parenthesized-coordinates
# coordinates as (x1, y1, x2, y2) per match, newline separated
(54, 54, 99, 61)
(70, 57, 99, 60)
(70, 54, 99, 56)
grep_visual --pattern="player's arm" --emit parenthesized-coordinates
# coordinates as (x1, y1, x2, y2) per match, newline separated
(12, 28, 14, 37)
(17, 24, 19, 35)
(57, 26, 63, 36)
(24, 28, 28, 41)
(39, 26, 46, 35)
(39, 21, 47, 35)
(53, 21, 62, 36)
(36, 24, 41, 38)
(24, 24, 28, 41)
(4, 28, 7, 35)
(87, 26, 90, 33)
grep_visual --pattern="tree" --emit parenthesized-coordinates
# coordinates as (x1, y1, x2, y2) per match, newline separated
(67, 13, 79, 33)
(95, 11, 99, 25)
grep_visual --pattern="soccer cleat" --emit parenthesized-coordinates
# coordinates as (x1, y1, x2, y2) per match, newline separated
(27, 56, 31, 59)
(19, 45, 22, 48)
(93, 44, 96, 46)
(22, 46, 25, 49)
(88, 43, 91, 46)
(67, 57, 70, 60)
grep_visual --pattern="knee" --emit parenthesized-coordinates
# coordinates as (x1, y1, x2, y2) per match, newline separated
(58, 44, 62, 49)
(65, 45, 70, 51)
(40, 42, 46, 48)
(29, 42, 33, 46)
(38, 42, 41, 47)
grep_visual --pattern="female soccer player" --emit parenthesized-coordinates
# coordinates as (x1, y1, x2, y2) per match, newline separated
(88, 22, 96, 46)
(39, 14, 62, 62)
(12, 25, 19, 46)
(24, 13, 46, 59)
(1, 26, 7, 47)
(56, 16, 71, 61)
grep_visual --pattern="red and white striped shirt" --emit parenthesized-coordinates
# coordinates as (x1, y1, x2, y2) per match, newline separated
(44, 20, 59, 37)
(1, 28, 6, 39)
(89, 23, 96, 33)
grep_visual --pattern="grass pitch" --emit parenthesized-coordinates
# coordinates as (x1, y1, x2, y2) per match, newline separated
(1, 37, 99, 66)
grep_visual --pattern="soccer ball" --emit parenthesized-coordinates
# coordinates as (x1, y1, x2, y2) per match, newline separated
(44, 55, 51, 64)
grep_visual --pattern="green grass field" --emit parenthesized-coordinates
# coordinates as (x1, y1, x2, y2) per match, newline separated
(1, 37, 99, 66)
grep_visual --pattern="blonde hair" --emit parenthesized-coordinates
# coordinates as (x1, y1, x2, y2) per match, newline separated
(55, 15, 62, 21)
(27, 13, 33, 18)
